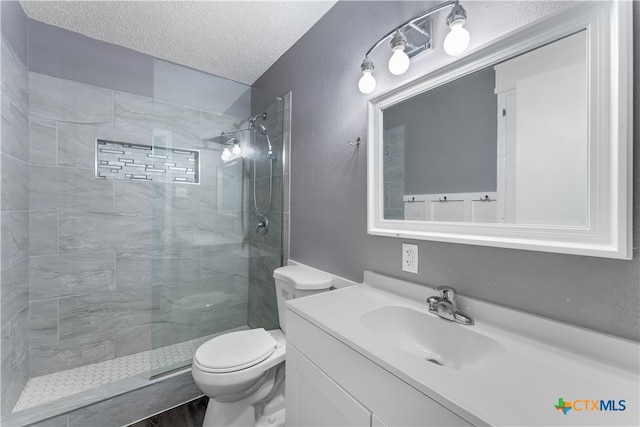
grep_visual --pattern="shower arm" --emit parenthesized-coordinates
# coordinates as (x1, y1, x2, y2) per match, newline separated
(222, 127, 252, 137)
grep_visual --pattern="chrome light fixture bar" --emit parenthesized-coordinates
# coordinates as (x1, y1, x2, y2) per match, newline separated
(358, 0, 471, 94)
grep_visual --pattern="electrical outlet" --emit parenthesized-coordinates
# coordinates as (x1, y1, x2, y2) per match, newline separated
(402, 243, 418, 273)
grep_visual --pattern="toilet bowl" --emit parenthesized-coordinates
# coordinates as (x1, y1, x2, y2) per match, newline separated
(192, 266, 332, 427)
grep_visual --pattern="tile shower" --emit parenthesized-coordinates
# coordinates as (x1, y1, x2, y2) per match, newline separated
(1, 22, 285, 424)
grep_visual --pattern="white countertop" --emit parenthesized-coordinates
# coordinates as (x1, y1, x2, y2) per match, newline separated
(287, 271, 639, 426)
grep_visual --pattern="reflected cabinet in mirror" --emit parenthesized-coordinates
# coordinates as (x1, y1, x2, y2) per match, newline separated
(367, 1, 632, 259)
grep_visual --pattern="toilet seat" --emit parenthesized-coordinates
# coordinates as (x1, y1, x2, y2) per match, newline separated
(194, 328, 277, 374)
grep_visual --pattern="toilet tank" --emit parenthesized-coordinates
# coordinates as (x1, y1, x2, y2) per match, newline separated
(273, 266, 332, 333)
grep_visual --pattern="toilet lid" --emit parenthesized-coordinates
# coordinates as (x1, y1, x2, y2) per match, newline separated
(273, 266, 332, 290)
(194, 328, 277, 373)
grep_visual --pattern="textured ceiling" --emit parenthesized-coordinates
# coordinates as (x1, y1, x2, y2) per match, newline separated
(20, 0, 337, 85)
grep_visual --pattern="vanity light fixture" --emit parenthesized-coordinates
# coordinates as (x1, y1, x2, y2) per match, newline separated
(443, 2, 470, 56)
(388, 31, 411, 75)
(358, 0, 470, 94)
(221, 146, 232, 162)
(221, 137, 241, 162)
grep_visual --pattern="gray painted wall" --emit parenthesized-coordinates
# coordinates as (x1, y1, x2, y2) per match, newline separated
(28, 20, 154, 98)
(384, 67, 497, 194)
(254, 0, 639, 341)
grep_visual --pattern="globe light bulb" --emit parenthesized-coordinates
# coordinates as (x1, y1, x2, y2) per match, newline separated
(444, 21, 470, 56)
(232, 143, 242, 155)
(358, 69, 376, 94)
(388, 46, 410, 75)
(221, 147, 231, 162)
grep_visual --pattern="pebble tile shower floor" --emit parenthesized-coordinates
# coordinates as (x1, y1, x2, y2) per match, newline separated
(13, 334, 217, 413)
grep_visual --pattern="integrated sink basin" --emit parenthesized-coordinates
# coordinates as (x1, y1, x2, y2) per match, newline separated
(360, 305, 505, 369)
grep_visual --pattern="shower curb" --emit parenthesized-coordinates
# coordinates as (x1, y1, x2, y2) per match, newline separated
(1, 368, 202, 427)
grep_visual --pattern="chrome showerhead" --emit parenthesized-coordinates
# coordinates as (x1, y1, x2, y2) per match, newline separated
(249, 112, 267, 128)
(257, 124, 268, 136)
(256, 124, 274, 159)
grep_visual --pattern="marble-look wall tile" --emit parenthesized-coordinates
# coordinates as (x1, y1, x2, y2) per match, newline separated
(388, 180, 404, 209)
(115, 181, 201, 214)
(30, 166, 113, 212)
(113, 91, 153, 137)
(113, 181, 153, 212)
(58, 123, 100, 168)
(67, 370, 201, 427)
(152, 301, 247, 348)
(199, 110, 242, 143)
(249, 205, 282, 251)
(1, 258, 29, 325)
(30, 211, 59, 256)
(201, 243, 249, 277)
(115, 323, 151, 358)
(247, 277, 278, 330)
(151, 245, 201, 284)
(151, 100, 201, 149)
(383, 152, 405, 183)
(116, 247, 152, 289)
(1, 210, 29, 269)
(2, 94, 29, 162)
(29, 72, 113, 128)
(1, 39, 28, 115)
(29, 331, 115, 377)
(29, 118, 58, 166)
(58, 287, 154, 340)
(58, 122, 152, 168)
(159, 274, 248, 308)
(247, 242, 280, 329)
(196, 208, 245, 246)
(1, 153, 29, 211)
(29, 299, 59, 347)
(30, 251, 115, 301)
(114, 91, 201, 149)
(152, 210, 200, 249)
(1, 33, 30, 418)
(1, 306, 29, 414)
(153, 182, 201, 212)
(59, 211, 151, 253)
(197, 148, 225, 189)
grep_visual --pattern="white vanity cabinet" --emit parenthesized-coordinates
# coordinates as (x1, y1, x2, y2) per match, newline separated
(285, 310, 472, 427)
(286, 345, 374, 426)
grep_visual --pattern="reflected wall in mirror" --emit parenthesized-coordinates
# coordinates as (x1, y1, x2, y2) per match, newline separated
(383, 31, 587, 226)
(368, 1, 632, 259)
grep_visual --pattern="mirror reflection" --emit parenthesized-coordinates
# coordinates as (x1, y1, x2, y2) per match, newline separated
(383, 31, 587, 226)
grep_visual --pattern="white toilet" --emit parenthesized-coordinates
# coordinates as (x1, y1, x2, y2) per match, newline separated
(192, 266, 332, 427)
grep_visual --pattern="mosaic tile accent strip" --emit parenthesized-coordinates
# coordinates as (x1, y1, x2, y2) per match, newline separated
(12, 330, 234, 413)
(95, 139, 199, 184)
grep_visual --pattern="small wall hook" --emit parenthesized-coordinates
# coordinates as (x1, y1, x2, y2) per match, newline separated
(348, 137, 361, 147)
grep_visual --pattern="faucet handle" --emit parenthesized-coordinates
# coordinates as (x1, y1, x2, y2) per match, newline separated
(434, 285, 457, 301)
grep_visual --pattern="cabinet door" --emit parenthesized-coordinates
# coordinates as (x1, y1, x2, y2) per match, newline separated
(286, 345, 372, 426)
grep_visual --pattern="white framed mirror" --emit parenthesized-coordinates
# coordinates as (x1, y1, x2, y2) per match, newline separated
(367, 1, 632, 259)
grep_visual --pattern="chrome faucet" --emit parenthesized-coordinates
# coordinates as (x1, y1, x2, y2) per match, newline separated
(426, 286, 474, 325)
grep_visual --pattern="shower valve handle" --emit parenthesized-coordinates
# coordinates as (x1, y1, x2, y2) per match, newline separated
(256, 216, 269, 235)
